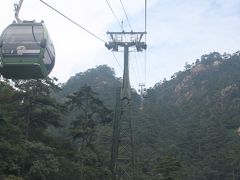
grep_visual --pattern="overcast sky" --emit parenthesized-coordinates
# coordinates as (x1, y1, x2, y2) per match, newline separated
(0, 0, 240, 89)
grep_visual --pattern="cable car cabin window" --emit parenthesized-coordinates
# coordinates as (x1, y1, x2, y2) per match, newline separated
(1, 25, 43, 57)
(43, 50, 51, 64)
(42, 34, 55, 71)
(46, 35, 55, 61)
(43, 49, 54, 71)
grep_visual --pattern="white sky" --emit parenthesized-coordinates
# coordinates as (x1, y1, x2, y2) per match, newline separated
(0, 0, 240, 89)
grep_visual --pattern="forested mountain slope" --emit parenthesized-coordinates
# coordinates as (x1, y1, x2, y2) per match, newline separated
(137, 51, 240, 179)
(55, 65, 122, 107)
(56, 51, 240, 179)
(1, 51, 240, 179)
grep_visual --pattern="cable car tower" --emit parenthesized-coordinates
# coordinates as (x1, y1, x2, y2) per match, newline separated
(105, 31, 146, 179)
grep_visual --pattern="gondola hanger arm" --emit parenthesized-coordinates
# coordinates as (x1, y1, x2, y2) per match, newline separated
(14, 0, 24, 23)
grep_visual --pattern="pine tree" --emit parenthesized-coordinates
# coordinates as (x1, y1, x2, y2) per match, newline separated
(66, 85, 112, 179)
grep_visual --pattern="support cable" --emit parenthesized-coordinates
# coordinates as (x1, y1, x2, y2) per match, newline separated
(105, 0, 123, 30)
(145, 0, 147, 34)
(39, 0, 106, 43)
(120, 0, 132, 31)
(144, 0, 147, 85)
(133, 53, 143, 84)
(112, 52, 123, 70)
(144, 50, 147, 84)
(40, 0, 124, 72)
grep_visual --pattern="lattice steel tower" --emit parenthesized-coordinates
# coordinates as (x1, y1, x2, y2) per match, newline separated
(105, 31, 147, 180)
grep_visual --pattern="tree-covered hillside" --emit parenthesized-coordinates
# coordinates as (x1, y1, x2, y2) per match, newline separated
(0, 78, 112, 180)
(137, 51, 240, 179)
(1, 51, 240, 179)
(55, 65, 122, 107)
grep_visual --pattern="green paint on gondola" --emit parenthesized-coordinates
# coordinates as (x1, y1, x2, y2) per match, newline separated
(0, 21, 55, 79)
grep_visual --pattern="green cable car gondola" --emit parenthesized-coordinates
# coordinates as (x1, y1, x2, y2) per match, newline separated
(0, 21, 55, 79)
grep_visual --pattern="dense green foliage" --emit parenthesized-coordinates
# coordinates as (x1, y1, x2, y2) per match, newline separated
(1, 52, 240, 179)
(136, 51, 240, 179)
(0, 76, 112, 180)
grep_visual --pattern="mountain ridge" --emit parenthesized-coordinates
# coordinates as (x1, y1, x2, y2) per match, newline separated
(54, 50, 240, 179)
